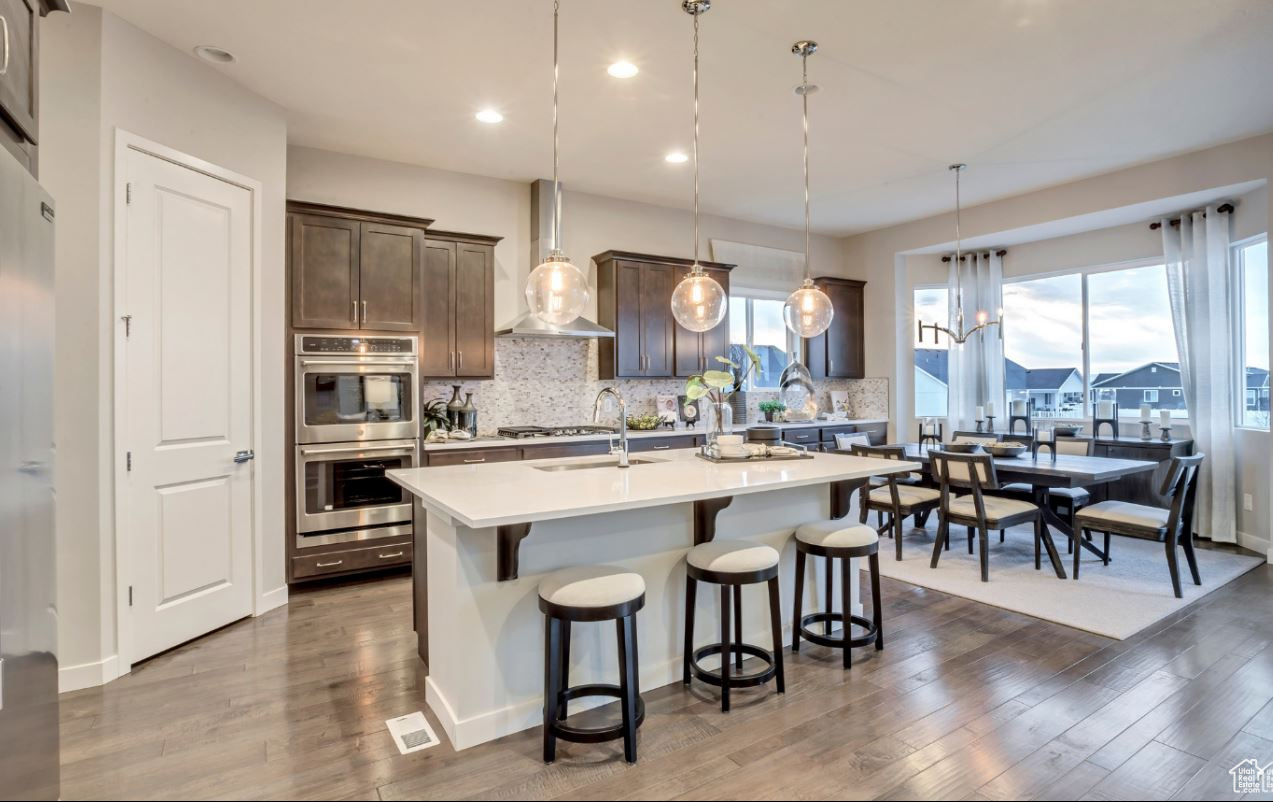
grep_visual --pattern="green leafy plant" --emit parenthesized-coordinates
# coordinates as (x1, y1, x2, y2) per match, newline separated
(422, 398, 451, 433)
(625, 413, 664, 431)
(685, 346, 761, 405)
(758, 400, 786, 414)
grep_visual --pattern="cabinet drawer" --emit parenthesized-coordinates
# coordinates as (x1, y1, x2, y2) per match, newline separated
(426, 447, 521, 466)
(521, 441, 611, 460)
(292, 542, 412, 580)
(781, 428, 821, 445)
(629, 435, 697, 452)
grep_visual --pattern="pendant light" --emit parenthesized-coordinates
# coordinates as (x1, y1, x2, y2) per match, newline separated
(669, 0, 727, 334)
(525, 0, 589, 326)
(783, 41, 834, 339)
(916, 164, 1002, 346)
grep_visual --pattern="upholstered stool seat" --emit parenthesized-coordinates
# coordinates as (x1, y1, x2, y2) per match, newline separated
(791, 519, 884, 669)
(683, 540, 785, 712)
(539, 565, 645, 764)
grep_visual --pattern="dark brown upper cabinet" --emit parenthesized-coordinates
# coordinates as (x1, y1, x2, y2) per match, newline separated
(288, 202, 433, 332)
(421, 231, 498, 379)
(0, 0, 70, 176)
(594, 250, 733, 380)
(802, 276, 866, 379)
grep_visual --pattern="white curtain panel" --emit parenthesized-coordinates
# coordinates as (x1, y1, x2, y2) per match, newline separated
(946, 252, 1005, 431)
(1162, 206, 1236, 542)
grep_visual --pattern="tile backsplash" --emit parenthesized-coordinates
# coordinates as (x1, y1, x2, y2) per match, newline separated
(423, 338, 889, 435)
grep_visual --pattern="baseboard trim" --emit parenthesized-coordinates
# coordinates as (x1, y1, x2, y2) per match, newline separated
(59, 654, 121, 693)
(256, 585, 288, 616)
(1237, 530, 1272, 563)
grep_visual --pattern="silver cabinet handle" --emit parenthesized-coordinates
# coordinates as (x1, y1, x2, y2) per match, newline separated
(652, 445, 671, 450)
(462, 458, 486, 464)
(457, 351, 463, 371)
(378, 551, 404, 559)
(362, 300, 368, 324)
(315, 560, 343, 568)
(352, 300, 358, 323)
(449, 352, 455, 372)
(0, 16, 9, 77)
(234, 449, 255, 464)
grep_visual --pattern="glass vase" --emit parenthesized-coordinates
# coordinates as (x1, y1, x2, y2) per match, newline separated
(700, 399, 734, 445)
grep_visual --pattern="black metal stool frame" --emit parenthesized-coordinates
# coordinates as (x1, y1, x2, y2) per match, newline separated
(683, 562, 785, 713)
(791, 537, 883, 669)
(539, 593, 645, 764)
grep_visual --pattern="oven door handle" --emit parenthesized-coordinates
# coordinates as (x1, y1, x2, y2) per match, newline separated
(299, 358, 416, 367)
(299, 443, 417, 456)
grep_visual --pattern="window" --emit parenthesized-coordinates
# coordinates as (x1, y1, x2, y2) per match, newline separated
(1087, 263, 1181, 418)
(913, 287, 949, 417)
(1002, 273, 1085, 419)
(1235, 236, 1269, 429)
(729, 294, 797, 389)
(1144, 390, 1158, 403)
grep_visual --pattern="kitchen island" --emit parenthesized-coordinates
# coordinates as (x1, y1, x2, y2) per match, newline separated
(388, 447, 917, 749)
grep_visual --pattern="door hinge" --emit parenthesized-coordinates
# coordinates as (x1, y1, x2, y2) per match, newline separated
(128, 586, 133, 607)
(126, 182, 132, 205)
(121, 314, 132, 337)
(126, 451, 132, 472)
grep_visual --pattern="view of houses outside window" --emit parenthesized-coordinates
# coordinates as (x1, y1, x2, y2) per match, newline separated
(1087, 263, 1183, 418)
(913, 287, 949, 417)
(1001, 272, 1086, 419)
(1237, 237, 1270, 429)
(729, 295, 796, 389)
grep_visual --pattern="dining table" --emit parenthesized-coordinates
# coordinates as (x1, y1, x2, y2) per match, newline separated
(893, 442, 1161, 579)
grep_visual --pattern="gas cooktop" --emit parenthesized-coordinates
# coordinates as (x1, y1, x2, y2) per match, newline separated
(496, 425, 618, 439)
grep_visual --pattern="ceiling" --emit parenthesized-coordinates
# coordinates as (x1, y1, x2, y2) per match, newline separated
(90, 0, 1273, 236)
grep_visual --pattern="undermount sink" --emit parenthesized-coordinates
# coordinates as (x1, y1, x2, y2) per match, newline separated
(533, 457, 665, 472)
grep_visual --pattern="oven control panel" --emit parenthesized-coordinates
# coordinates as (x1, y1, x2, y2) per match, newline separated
(297, 335, 417, 355)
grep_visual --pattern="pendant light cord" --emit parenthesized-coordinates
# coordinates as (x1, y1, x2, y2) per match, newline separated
(801, 51, 811, 282)
(953, 164, 963, 327)
(691, 10, 701, 269)
(552, 0, 562, 255)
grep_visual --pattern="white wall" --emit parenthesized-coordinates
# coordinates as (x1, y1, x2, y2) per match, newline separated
(41, 4, 289, 690)
(845, 134, 1273, 552)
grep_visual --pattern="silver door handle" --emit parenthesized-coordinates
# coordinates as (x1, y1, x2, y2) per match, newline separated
(652, 445, 671, 450)
(377, 551, 405, 559)
(234, 450, 255, 464)
(17, 460, 43, 476)
(457, 351, 463, 370)
(315, 560, 343, 568)
(0, 16, 9, 77)
(362, 300, 368, 324)
(462, 458, 486, 464)
(300, 442, 414, 456)
(352, 300, 358, 323)
(449, 352, 455, 372)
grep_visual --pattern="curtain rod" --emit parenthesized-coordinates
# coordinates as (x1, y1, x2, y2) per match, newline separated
(1149, 202, 1234, 230)
(941, 248, 1007, 263)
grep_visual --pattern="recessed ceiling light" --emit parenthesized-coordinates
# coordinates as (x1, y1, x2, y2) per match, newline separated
(475, 109, 504, 124)
(607, 61, 639, 79)
(665, 151, 689, 164)
(193, 45, 236, 64)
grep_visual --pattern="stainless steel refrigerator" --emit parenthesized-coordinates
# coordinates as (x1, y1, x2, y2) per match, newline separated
(0, 146, 58, 798)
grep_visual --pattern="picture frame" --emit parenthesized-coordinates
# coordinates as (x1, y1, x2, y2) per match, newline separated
(655, 394, 679, 424)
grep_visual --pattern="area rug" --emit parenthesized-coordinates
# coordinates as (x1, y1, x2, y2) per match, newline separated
(875, 525, 1263, 640)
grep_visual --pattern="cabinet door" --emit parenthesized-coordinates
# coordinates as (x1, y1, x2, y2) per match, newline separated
(640, 264, 676, 377)
(0, 0, 37, 144)
(419, 239, 456, 377)
(426, 447, 521, 467)
(825, 281, 865, 378)
(613, 261, 644, 377)
(358, 223, 423, 331)
(290, 213, 360, 330)
(455, 243, 494, 377)
(673, 266, 730, 377)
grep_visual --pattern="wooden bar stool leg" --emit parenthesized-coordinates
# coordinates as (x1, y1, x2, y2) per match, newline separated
(557, 620, 571, 721)
(766, 577, 785, 693)
(791, 549, 806, 653)
(823, 556, 834, 637)
(542, 616, 561, 763)
(869, 551, 883, 650)
(719, 584, 732, 712)
(616, 614, 639, 763)
(682, 575, 696, 686)
(732, 585, 743, 671)
(839, 555, 852, 669)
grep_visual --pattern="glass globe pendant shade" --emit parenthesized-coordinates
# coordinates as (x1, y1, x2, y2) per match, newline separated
(783, 279, 834, 337)
(670, 268, 727, 333)
(525, 251, 589, 326)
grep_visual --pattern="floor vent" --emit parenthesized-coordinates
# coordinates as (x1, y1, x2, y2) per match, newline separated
(386, 711, 441, 755)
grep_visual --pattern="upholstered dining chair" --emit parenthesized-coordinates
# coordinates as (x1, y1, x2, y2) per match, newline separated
(1072, 453, 1206, 598)
(929, 451, 1050, 582)
(1000, 435, 1093, 549)
(851, 444, 941, 560)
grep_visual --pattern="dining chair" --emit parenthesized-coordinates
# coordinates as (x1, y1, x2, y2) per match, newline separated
(950, 431, 1001, 446)
(851, 444, 941, 560)
(1001, 435, 1094, 550)
(1072, 453, 1205, 598)
(929, 451, 1050, 582)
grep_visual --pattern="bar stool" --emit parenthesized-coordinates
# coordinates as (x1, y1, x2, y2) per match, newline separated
(791, 521, 883, 669)
(683, 540, 785, 712)
(539, 565, 645, 764)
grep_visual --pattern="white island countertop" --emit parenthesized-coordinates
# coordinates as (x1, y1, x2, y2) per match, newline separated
(388, 447, 918, 529)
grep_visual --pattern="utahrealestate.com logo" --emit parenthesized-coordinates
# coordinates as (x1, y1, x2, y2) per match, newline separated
(1231, 758, 1273, 793)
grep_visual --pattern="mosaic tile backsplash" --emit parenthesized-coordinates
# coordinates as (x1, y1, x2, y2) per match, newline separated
(423, 338, 889, 435)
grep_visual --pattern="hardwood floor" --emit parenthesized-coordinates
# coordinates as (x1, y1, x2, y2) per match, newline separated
(60, 552, 1273, 801)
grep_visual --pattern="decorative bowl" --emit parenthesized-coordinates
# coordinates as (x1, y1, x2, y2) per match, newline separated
(943, 442, 983, 453)
(1053, 424, 1083, 437)
(626, 413, 664, 431)
(988, 442, 1029, 458)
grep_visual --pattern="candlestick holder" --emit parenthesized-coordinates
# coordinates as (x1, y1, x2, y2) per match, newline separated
(918, 421, 943, 451)
(985, 415, 996, 433)
(1093, 402, 1118, 439)
(975, 419, 986, 433)
(1008, 399, 1032, 435)
(1032, 427, 1058, 462)
(1139, 420, 1153, 441)
(1159, 425, 1172, 442)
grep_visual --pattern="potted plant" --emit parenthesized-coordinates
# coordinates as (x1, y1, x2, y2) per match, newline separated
(685, 346, 761, 445)
(759, 399, 786, 423)
(422, 398, 452, 437)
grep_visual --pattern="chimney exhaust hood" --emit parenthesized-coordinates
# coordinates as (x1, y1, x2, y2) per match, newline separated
(500, 178, 613, 338)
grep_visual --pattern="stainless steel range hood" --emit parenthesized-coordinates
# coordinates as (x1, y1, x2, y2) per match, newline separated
(498, 178, 614, 338)
(495, 312, 614, 338)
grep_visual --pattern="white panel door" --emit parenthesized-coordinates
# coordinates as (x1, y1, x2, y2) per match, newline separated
(121, 148, 254, 662)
